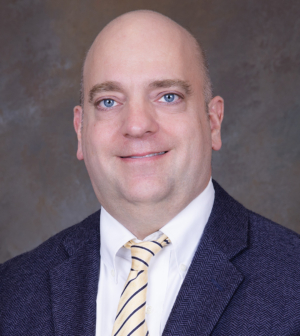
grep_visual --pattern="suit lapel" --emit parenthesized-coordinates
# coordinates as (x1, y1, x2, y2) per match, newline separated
(163, 181, 248, 336)
(48, 182, 248, 335)
(49, 212, 100, 336)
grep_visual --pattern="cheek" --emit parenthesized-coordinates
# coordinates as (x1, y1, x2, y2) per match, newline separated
(84, 118, 118, 153)
(175, 113, 208, 143)
(180, 116, 211, 160)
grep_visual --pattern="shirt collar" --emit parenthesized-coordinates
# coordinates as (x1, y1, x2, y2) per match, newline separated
(100, 208, 135, 274)
(160, 178, 215, 273)
(100, 178, 214, 277)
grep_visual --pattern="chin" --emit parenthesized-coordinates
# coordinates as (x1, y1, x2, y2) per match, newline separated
(121, 180, 171, 204)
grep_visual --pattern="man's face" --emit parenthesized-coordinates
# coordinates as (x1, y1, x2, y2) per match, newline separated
(74, 19, 223, 212)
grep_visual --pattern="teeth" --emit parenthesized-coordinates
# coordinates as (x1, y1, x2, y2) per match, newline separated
(129, 151, 166, 159)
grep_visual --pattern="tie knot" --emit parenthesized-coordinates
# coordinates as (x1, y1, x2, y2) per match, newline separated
(124, 234, 171, 271)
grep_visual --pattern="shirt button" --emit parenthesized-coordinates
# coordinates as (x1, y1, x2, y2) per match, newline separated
(180, 263, 187, 273)
(111, 269, 115, 277)
(146, 306, 152, 314)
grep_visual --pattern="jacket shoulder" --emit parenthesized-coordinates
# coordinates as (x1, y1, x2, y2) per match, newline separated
(210, 181, 300, 334)
(212, 179, 300, 254)
(0, 210, 100, 278)
(247, 209, 300, 256)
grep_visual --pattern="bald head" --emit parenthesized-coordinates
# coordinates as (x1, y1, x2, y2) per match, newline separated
(73, 9, 224, 234)
(80, 10, 212, 108)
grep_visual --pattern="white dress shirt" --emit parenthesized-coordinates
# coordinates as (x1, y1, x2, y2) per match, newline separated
(96, 179, 215, 335)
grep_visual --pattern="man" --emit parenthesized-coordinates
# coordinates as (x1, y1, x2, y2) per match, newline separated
(1, 10, 300, 336)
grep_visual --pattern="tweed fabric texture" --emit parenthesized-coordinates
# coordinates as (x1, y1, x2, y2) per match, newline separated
(112, 234, 170, 336)
(1, 180, 300, 335)
(0, 212, 100, 336)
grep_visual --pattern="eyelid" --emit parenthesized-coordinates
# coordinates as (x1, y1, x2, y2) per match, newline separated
(157, 92, 182, 103)
(95, 96, 122, 110)
(93, 91, 124, 103)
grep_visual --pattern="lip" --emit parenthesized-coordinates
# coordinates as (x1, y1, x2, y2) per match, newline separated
(119, 151, 168, 159)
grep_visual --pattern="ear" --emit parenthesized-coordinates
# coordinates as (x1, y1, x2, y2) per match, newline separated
(73, 105, 84, 160)
(208, 96, 224, 151)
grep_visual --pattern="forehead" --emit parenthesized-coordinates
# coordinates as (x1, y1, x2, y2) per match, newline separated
(84, 19, 202, 88)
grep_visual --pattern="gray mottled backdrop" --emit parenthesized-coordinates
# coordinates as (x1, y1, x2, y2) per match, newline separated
(1, 0, 299, 263)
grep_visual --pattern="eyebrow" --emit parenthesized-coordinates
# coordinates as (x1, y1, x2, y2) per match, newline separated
(89, 81, 123, 104)
(88, 79, 192, 104)
(149, 79, 192, 95)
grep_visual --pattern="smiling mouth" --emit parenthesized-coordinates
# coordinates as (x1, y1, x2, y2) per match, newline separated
(121, 151, 168, 159)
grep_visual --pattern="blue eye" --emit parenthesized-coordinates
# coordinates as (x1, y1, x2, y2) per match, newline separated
(163, 94, 175, 102)
(102, 99, 115, 108)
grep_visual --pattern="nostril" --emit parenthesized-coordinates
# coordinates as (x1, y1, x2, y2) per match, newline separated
(121, 109, 159, 138)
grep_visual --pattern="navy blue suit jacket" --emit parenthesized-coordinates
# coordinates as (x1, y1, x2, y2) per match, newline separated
(1, 181, 300, 335)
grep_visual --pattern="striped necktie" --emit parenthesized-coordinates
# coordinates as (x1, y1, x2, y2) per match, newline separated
(111, 234, 171, 336)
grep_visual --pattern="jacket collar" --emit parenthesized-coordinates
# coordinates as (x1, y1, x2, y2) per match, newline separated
(48, 180, 249, 336)
(49, 211, 101, 336)
(163, 180, 249, 336)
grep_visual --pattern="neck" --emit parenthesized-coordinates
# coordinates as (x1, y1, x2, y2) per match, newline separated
(100, 179, 210, 240)
(107, 202, 182, 240)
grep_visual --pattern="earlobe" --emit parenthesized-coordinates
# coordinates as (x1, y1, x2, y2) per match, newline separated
(73, 105, 84, 160)
(208, 96, 224, 151)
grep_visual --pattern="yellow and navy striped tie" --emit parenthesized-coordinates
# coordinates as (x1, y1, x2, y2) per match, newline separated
(111, 234, 171, 336)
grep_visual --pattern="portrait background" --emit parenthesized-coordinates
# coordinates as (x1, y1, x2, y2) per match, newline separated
(1, 0, 299, 263)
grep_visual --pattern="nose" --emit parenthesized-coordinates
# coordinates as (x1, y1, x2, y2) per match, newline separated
(121, 100, 159, 138)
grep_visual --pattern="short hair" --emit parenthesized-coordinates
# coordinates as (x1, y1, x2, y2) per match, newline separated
(192, 37, 213, 107)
